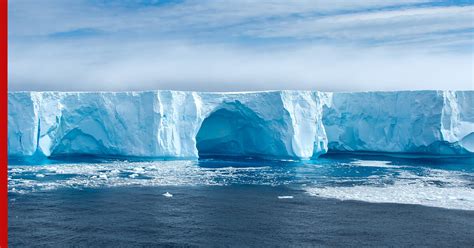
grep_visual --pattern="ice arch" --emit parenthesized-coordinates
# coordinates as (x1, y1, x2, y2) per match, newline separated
(196, 101, 291, 159)
(47, 116, 112, 157)
(50, 128, 109, 156)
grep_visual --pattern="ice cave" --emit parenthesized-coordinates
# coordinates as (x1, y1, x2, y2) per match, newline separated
(196, 102, 289, 159)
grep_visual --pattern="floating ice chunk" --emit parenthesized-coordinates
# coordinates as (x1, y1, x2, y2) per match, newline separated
(351, 160, 399, 168)
(98, 174, 108, 180)
(278, 195, 294, 199)
(36, 174, 45, 178)
(305, 183, 474, 210)
(129, 173, 139, 178)
(163, 192, 173, 198)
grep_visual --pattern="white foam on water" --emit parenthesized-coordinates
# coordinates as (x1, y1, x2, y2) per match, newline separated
(278, 196, 294, 199)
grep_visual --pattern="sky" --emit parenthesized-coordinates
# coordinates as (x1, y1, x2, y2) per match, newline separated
(8, 0, 474, 91)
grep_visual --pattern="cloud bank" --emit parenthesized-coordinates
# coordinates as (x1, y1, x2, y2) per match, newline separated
(8, 0, 474, 91)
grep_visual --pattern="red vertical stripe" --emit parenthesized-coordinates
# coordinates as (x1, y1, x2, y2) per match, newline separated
(1, 0, 7, 246)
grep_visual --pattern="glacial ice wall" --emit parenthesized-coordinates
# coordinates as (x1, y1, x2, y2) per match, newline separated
(8, 91, 327, 160)
(322, 91, 474, 155)
(8, 90, 474, 160)
(8, 92, 39, 157)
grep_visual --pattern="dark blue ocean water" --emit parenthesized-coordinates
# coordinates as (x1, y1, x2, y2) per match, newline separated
(8, 154, 474, 247)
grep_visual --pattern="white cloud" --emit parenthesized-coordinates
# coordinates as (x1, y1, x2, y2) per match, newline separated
(244, 6, 474, 41)
(8, 0, 435, 37)
(8, 40, 473, 91)
(7, 0, 474, 91)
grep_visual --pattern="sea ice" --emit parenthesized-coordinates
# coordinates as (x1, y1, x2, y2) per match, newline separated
(278, 196, 294, 199)
(163, 192, 173, 198)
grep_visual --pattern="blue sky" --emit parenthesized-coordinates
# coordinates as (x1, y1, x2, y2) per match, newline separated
(8, 0, 474, 91)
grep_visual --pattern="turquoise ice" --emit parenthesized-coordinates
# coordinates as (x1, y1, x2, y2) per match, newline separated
(8, 90, 474, 160)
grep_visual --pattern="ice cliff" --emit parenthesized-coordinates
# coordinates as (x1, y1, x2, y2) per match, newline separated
(323, 91, 473, 155)
(8, 90, 473, 160)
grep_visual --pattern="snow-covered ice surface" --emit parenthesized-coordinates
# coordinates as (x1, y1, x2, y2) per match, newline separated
(8, 90, 474, 160)
(8, 155, 474, 210)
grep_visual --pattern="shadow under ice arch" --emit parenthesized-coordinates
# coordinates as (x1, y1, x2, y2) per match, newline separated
(195, 101, 292, 159)
(49, 128, 110, 157)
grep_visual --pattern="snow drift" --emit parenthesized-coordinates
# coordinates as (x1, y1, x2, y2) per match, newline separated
(8, 90, 473, 160)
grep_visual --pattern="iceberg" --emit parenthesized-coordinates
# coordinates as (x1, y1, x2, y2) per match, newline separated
(7, 90, 473, 161)
(323, 91, 474, 155)
(8, 91, 327, 160)
(8, 92, 39, 157)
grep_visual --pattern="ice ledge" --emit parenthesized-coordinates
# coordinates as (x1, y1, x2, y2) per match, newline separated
(8, 90, 474, 161)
